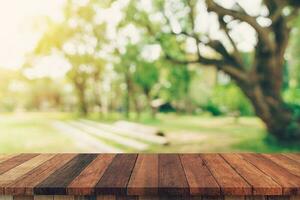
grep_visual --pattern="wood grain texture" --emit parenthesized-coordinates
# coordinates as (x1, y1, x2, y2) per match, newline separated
(137, 196, 159, 200)
(0, 154, 299, 197)
(200, 154, 252, 195)
(53, 196, 74, 200)
(291, 196, 300, 200)
(221, 154, 282, 195)
(68, 154, 116, 195)
(180, 154, 220, 195)
(158, 154, 189, 196)
(35, 154, 97, 195)
(0, 196, 13, 200)
(262, 154, 300, 177)
(0, 156, 18, 165)
(6, 154, 77, 196)
(95, 154, 138, 195)
(127, 155, 159, 196)
(96, 195, 116, 200)
(241, 154, 300, 195)
(34, 196, 54, 200)
(13, 196, 34, 200)
(0, 154, 55, 186)
(224, 196, 245, 200)
(284, 155, 300, 164)
(0, 154, 39, 176)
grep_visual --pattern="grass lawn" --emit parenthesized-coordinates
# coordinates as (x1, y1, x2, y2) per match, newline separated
(0, 112, 299, 153)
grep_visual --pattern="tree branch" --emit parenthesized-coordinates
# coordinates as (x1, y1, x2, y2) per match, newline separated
(205, 0, 275, 52)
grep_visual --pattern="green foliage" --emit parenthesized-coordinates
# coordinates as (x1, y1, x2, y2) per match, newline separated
(207, 83, 254, 116)
(288, 15, 300, 88)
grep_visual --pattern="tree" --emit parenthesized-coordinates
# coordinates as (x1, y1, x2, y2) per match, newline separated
(33, 0, 108, 115)
(124, 0, 300, 141)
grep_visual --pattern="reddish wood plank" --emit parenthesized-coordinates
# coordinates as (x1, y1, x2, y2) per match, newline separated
(0, 154, 39, 175)
(200, 154, 252, 195)
(35, 154, 97, 195)
(158, 154, 189, 196)
(127, 154, 159, 196)
(262, 154, 300, 177)
(95, 154, 138, 195)
(6, 154, 76, 196)
(68, 154, 116, 195)
(221, 154, 282, 195)
(180, 154, 220, 195)
(0, 155, 18, 165)
(241, 153, 300, 195)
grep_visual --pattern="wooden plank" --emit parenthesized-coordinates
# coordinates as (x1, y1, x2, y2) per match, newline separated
(290, 196, 300, 200)
(96, 195, 116, 200)
(13, 196, 34, 200)
(116, 196, 138, 200)
(127, 155, 159, 196)
(74, 196, 97, 200)
(241, 153, 300, 195)
(53, 196, 74, 200)
(6, 154, 77, 196)
(138, 196, 160, 200)
(221, 153, 282, 195)
(158, 154, 189, 196)
(0, 155, 18, 164)
(81, 120, 167, 145)
(0, 154, 39, 175)
(284, 154, 300, 164)
(34, 196, 54, 200)
(200, 154, 252, 195)
(69, 121, 148, 151)
(266, 196, 289, 200)
(95, 154, 138, 195)
(0, 196, 13, 200)
(35, 154, 97, 195)
(53, 121, 122, 153)
(224, 196, 245, 200)
(201, 196, 223, 200)
(0, 154, 55, 186)
(245, 196, 265, 200)
(262, 154, 300, 177)
(68, 154, 116, 195)
(180, 154, 220, 195)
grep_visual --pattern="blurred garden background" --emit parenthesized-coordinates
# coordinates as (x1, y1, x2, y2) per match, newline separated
(0, 0, 300, 153)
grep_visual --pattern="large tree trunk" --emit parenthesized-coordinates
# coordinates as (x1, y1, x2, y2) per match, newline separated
(237, 76, 300, 142)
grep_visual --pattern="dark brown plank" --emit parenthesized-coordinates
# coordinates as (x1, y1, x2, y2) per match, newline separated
(221, 153, 282, 195)
(241, 153, 300, 195)
(0, 154, 39, 175)
(200, 154, 252, 195)
(68, 154, 116, 195)
(262, 154, 300, 177)
(34, 154, 97, 195)
(158, 154, 189, 196)
(180, 154, 220, 195)
(127, 154, 159, 196)
(95, 154, 138, 195)
(6, 154, 77, 195)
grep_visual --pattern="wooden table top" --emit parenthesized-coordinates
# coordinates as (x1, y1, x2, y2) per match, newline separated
(0, 153, 299, 196)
